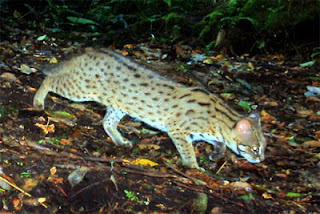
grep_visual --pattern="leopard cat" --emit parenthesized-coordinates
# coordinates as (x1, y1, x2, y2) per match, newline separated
(33, 48, 266, 168)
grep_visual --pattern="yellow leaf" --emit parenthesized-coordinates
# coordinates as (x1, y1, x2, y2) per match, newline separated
(248, 62, 255, 70)
(130, 158, 158, 167)
(203, 58, 214, 65)
(49, 57, 58, 64)
(260, 110, 270, 117)
(34, 123, 55, 135)
(50, 167, 57, 176)
(262, 192, 273, 199)
(34, 123, 48, 134)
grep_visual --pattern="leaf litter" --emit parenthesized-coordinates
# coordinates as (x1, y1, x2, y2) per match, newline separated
(0, 40, 319, 213)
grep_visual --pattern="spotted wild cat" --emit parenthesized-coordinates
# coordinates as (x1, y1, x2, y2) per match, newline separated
(33, 48, 266, 168)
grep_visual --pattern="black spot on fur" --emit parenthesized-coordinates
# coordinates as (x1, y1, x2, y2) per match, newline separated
(191, 88, 210, 95)
(198, 102, 211, 106)
(163, 84, 175, 90)
(127, 65, 137, 72)
(179, 93, 191, 99)
(186, 110, 195, 115)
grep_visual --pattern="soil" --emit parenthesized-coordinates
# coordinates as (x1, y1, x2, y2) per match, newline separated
(0, 40, 319, 213)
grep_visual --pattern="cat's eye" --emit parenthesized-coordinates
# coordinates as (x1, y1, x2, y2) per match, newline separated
(252, 147, 259, 152)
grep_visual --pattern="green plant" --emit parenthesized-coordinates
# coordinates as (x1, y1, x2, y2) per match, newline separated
(124, 190, 149, 205)
(177, 63, 188, 73)
(20, 171, 32, 178)
(48, 138, 60, 145)
(197, 0, 320, 52)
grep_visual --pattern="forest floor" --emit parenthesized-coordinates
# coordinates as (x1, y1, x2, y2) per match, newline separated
(0, 34, 319, 214)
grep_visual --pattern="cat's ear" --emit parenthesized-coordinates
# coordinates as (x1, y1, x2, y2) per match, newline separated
(235, 119, 252, 139)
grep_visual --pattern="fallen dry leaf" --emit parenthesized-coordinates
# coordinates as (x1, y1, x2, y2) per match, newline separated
(275, 173, 288, 178)
(1, 72, 18, 82)
(131, 158, 158, 167)
(137, 142, 160, 150)
(59, 138, 72, 146)
(260, 115, 275, 122)
(22, 178, 38, 192)
(302, 140, 320, 148)
(34, 123, 55, 135)
(296, 109, 314, 117)
(262, 192, 274, 199)
(228, 181, 252, 192)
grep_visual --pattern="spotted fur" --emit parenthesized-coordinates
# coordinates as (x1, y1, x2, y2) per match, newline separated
(33, 48, 266, 168)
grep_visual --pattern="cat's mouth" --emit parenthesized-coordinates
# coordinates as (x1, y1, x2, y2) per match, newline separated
(237, 144, 264, 163)
(239, 151, 264, 163)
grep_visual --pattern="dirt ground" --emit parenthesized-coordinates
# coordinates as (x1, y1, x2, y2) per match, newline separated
(0, 42, 319, 213)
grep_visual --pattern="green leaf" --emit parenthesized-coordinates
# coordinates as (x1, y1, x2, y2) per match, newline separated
(37, 35, 47, 41)
(236, 79, 252, 90)
(295, 137, 313, 142)
(287, 136, 295, 143)
(286, 192, 302, 197)
(305, 77, 320, 81)
(141, 128, 159, 135)
(199, 156, 210, 163)
(300, 61, 315, 67)
(238, 193, 253, 200)
(310, 51, 320, 59)
(163, 0, 171, 7)
(50, 111, 74, 119)
(220, 93, 232, 97)
(67, 16, 96, 25)
(237, 101, 251, 111)
(20, 171, 32, 178)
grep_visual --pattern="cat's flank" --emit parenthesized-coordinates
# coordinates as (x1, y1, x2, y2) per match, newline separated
(33, 48, 266, 168)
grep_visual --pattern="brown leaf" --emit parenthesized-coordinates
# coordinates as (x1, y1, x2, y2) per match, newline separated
(276, 191, 286, 198)
(296, 109, 314, 117)
(210, 207, 223, 214)
(175, 45, 187, 58)
(262, 192, 274, 199)
(275, 173, 288, 178)
(302, 140, 320, 148)
(260, 115, 275, 122)
(1, 72, 18, 82)
(228, 181, 252, 192)
(137, 143, 160, 150)
(34, 123, 55, 135)
(314, 130, 320, 139)
(234, 160, 257, 170)
(60, 138, 72, 146)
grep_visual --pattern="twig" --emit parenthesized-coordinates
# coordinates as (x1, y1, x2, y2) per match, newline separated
(165, 163, 207, 185)
(216, 160, 227, 174)
(172, 180, 246, 209)
(116, 166, 176, 178)
(0, 176, 31, 197)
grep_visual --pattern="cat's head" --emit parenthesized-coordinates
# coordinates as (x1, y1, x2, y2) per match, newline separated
(229, 112, 266, 163)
